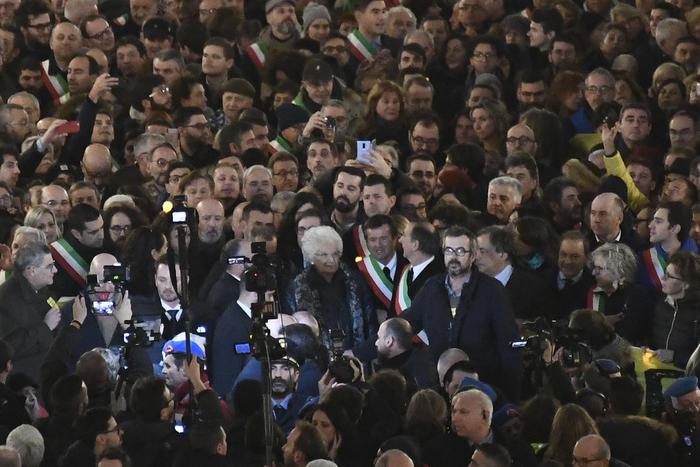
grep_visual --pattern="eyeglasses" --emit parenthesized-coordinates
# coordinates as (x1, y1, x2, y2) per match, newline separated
(585, 85, 613, 95)
(110, 225, 132, 234)
(472, 52, 496, 61)
(199, 7, 219, 16)
(27, 21, 52, 30)
(506, 136, 535, 146)
(186, 122, 210, 131)
(663, 271, 683, 281)
(154, 158, 173, 168)
(273, 169, 298, 178)
(88, 25, 113, 40)
(411, 134, 439, 147)
(443, 247, 470, 257)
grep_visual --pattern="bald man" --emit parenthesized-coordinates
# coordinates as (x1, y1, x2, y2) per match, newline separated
(437, 348, 469, 387)
(505, 123, 537, 157)
(196, 199, 225, 244)
(49, 22, 83, 74)
(82, 144, 112, 196)
(293, 311, 320, 337)
(60, 253, 133, 365)
(375, 449, 414, 467)
(587, 191, 642, 250)
(40, 184, 71, 225)
(572, 435, 613, 467)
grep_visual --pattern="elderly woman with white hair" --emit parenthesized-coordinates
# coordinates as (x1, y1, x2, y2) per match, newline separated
(588, 242, 653, 344)
(285, 226, 377, 359)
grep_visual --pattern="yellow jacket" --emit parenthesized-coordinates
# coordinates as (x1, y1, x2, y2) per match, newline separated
(603, 151, 650, 214)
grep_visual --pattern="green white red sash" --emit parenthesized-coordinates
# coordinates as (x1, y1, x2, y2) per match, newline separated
(292, 93, 312, 115)
(49, 238, 88, 287)
(352, 225, 370, 261)
(642, 245, 667, 292)
(394, 264, 411, 315)
(587, 287, 606, 312)
(357, 255, 393, 308)
(246, 42, 269, 70)
(348, 29, 378, 63)
(267, 136, 292, 155)
(41, 60, 69, 102)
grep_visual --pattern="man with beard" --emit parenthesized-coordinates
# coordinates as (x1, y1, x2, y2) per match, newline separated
(403, 225, 522, 401)
(270, 356, 310, 434)
(408, 115, 441, 164)
(330, 166, 365, 234)
(143, 142, 178, 207)
(543, 177, 583, 234)
(407, 154, 437, 208)
(175, 107, 218, 169)
(46, 22, 83, 101)
(514, 70, 546, 118)
(16, 0, 52, 62)
(373, 317, 438, 390)
(49, 203, 105, 298)
(191, 199, 227, 293)
(245, 0, 299, 71)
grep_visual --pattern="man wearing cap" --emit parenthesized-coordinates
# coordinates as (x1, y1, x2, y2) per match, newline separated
(269, 103, 309, 156)
(293, 58, 339, 115)
(663, 376, 700, 465)
(221, 78, 255, 124)
(140, 17, 176, 60)
(245, 0, 300, 71)
(271, 355, 310, 434)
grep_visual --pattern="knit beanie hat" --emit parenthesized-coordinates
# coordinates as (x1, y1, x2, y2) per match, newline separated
(303, 3, 331, 32)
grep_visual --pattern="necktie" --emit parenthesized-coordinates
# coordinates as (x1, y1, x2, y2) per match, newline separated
(383, 266, 392, 282)
(162, 310, 179, 339)
(407, 267, 414, 285)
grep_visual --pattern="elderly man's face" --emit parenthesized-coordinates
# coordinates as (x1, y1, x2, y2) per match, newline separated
(243, 169, 273, 203)
(590, 195, 623, 240)
(487, 184, 519, 223)
(584, 73, 614, 111)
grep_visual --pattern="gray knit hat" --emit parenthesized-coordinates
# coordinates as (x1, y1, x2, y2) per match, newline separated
(302, 3, 331, 32)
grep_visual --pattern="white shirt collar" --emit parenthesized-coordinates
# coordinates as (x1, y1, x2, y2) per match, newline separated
(378, 253, 398, 277)
(411, 256, 435, 279)
(160, 299, 182, 321)
(237, 299, 252, 319)
(595, 229, 622, 244)
(494, 264, 514, 286)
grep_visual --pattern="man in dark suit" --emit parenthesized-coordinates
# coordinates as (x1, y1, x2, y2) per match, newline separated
(587, 191, 643, 251)
(403, 226, 523, 401)
(209, 272, 255, 397)
(205, 239, 251, 315)
(0, 242, 59, 381)
(550, 231, 594, 320)
(393, 221, 444, 316)
(475, 226, 552, 322)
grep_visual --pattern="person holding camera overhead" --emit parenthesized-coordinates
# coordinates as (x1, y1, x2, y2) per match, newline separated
(284, 225, 377, 362)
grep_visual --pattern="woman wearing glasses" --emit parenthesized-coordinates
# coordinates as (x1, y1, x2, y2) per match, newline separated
(650, 251, 700, 368)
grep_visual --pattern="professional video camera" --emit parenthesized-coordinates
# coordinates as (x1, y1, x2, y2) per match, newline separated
(169, 194, 197, 225)
(122, 319, 160, 347)
(84, 264, 130, 315)
(327, 329, 355, 384)
(510, 318, 593, 369)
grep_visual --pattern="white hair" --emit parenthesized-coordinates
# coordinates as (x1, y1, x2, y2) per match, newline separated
(388, 6, 416, 24)
(452, 389, 493, 425)
(6, 425, 44, 467)
(13, 226, 46, 245)
(243, 164, 272, 183)
(8, 92, 40, 112)
(655, 18, 687, 46)
(300, 226, 342, 262)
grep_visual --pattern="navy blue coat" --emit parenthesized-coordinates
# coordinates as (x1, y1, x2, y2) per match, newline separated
(402, 270, 523, 401)
(210, 302, 252, 396)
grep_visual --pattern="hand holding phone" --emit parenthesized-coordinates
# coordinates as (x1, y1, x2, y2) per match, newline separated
(356, 140, 372, 164)
(56, 121, 80, 134)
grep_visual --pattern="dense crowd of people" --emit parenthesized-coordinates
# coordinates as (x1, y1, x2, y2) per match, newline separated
(0, 0, 700, 466)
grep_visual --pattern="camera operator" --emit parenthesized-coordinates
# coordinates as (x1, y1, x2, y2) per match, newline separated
(372, 317, 438, 393)
(61, 254, 133, 364)
(204, 240, 252, 316)
(662, 376, 700, 467)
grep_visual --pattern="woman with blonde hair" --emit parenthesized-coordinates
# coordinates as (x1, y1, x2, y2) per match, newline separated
(24, 207, 60, 244)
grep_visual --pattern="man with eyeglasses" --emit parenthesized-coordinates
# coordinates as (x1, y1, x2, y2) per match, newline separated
(15, 0, 52, 61)
(143, 143, 178, 206)
(40, 184, 70, 225)
(61, 407, 123, 467)
(515, 70, 546, 114)
(572, 68, 615, 134)
(571, 434, 630, 467)
(269, 151, 299, 192)
(406, 153, 437, 206)
(81, 14, 115, 53)
(403, 225, 522, 401)
(505, 123, 537, 158)
(408, 115, 441, 161)
(174, 107, 217, 169)
(0, 242, 58, 380)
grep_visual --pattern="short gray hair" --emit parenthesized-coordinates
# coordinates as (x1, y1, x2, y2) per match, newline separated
(13, 226, 46, 245)
(591, 243, 638, 284)
(243, 164, 272, 183)
(388, 5, 416, 24)
(301, 226, 342, 261)
(154, 48, 185, 71)
(133, 133, 166, 158)
(586, 67, 615, 86)
(14, 242, 50, 273)
(8, 92, 40, 111)
(488, 176, 523, 202)
(655, 18, 687, 45)
(6, 425, 44, 467)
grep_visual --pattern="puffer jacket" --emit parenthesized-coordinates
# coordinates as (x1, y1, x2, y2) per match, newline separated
(651, 294, 700, 368)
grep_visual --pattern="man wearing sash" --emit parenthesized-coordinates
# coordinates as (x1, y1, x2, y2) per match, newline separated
(356, 215, 406, 321)
(245, 0, 300, 72)
(392, 221, 443, 316)
(639, 201, 697, 300)
(348, 0, 401, 69)
(43, 22, 82, 104)
(342, 174, 394, 265)
(49, 203, 105, 298)
(268, 103, 308, 157)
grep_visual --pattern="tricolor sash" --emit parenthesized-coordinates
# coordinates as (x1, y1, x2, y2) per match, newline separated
(357, 256, 393, 308)
(41, 60, 69, 102)
(292, 94, 311, 114)
(49, 239, 88, 287)
(246, 42, 269, 71)
(587, 287, 606, 313)
(394, 264, 411, 315)
(352, 225, 370, 260)
(348, 29, 378, 63)
(642, 245, 667, 292)
(267, 136, 292, 155)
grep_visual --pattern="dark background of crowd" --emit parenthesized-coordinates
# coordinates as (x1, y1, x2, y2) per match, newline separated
(1, 0, 700, 466)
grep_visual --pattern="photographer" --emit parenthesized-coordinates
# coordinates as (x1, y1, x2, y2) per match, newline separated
(569, 309, 635, 376)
